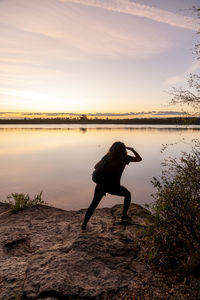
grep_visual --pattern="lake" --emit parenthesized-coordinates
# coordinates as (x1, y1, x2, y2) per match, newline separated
(0, 124, 199, 210)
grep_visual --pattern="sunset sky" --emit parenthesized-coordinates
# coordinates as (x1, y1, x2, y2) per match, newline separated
(0, 0, 199, 117)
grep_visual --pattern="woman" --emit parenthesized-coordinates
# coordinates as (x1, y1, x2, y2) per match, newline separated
(82, 141, 142, 230)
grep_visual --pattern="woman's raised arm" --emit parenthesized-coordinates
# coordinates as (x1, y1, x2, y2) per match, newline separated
(126, 147, 142, 162)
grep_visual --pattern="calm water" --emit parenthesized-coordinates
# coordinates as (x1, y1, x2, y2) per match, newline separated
(0, 124, 199, 210)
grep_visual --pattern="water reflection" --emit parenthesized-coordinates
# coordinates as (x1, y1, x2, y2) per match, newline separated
(80, 128, 87, 133)
(0, 125, 199, 210)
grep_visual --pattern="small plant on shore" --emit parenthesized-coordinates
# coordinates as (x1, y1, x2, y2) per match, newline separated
(146, 141, 200, 274)
(6, 192, 46, 213)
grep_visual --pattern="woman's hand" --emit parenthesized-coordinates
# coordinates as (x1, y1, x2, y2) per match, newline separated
(126, 146, 134, 151)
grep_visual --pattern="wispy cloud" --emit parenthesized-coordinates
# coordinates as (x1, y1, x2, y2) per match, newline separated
(0, 88, 82, 109)
(63, 0, 199, 31)
(0, 1, 176, 63)
(165, 62, 200, 85)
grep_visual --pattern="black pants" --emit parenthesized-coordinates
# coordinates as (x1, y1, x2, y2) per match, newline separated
(83, 184, 131, 225)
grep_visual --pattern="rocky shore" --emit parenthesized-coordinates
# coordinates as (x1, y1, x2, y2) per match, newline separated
(0, 202, 199, 300)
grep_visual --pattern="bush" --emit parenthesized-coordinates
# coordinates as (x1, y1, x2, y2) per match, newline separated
(147, 141, 200, 273)
(6, 192, 46, 213)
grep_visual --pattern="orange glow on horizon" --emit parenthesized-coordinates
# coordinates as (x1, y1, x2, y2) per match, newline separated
(0, 111, 191, 120)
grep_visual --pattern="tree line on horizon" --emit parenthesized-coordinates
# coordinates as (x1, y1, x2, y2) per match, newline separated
(0, 116, 199, 125)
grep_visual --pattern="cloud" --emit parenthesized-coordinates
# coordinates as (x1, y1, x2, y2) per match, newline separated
(0, 111, 187, 118)
(165, 62, 200, 85)
(0, 87, 83, 111)
(63, 0, 199, 31)
(0, 0, 175, 62)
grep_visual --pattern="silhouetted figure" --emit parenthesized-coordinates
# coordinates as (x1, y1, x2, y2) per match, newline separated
(82, 141, 142, 230)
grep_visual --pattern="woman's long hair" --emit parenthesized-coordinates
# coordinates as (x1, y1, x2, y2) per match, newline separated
(108, 141, 127, 161)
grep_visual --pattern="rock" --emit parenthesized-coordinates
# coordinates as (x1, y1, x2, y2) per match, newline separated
(0, 202, 149, 299)
(0, 202, 199, 300)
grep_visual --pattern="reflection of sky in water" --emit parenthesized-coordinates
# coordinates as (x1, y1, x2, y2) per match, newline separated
(0, 125, 199, 210)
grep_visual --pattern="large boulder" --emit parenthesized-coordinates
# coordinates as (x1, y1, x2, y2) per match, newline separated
(0, 202, 149, 300)
(1, 202, 198, 299)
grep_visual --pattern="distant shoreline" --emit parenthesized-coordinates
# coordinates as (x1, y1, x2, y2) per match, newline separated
(0, 117, 199, 125)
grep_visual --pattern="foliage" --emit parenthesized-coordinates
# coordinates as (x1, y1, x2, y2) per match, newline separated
(168, 7, 200, 117)
(146, 6, 200, 275)
(6, 192, 46, 213)
(169, 74, 200, 115)
(147, 141, 200, 273)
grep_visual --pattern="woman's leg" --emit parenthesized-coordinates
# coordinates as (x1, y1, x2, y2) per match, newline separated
(121, 186, 131, 217)
(108, 185, 131, 217)
(82, 184, 105, 228)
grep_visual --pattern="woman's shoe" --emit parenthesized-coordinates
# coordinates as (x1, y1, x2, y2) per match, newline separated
(121, 215, 132, 221)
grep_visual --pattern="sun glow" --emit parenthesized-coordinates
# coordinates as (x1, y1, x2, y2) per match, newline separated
(0, 87, 88, 112)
